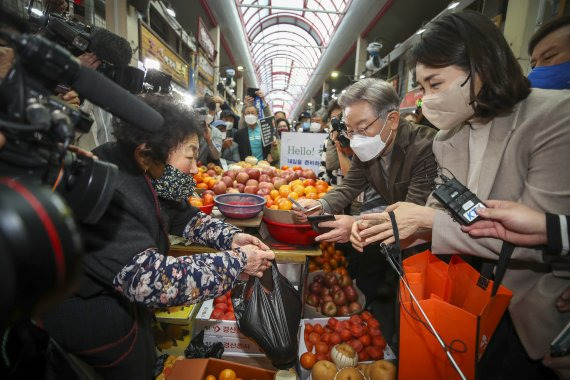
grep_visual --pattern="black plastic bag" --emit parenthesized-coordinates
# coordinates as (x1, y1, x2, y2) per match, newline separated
(231, 262, 302, 369)
(183, 330, 224, 359)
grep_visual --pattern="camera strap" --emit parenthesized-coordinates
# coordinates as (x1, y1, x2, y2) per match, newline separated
(490, 241, 515, 297)
(143, 174, 170, 249)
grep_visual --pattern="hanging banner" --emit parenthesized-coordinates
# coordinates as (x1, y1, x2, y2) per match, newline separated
(197, 53, 214, 83)
(197, 17, 216, 62)
(280, 132, 327, 175)
(139, 22, 189, 87)
(400, 87, 423, 110)
(259, 116, 275, 147)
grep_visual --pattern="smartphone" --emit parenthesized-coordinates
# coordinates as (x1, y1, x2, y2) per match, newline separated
(247, 87, 259, 98)
(307, 214, 336, 234)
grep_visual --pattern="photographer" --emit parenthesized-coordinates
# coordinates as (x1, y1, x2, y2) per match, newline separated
(197, 95, 222, 165)
(40, 94, 274, 379)
(213, 119, 240, 163)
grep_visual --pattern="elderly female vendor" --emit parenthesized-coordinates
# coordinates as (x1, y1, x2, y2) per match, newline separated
(42, 94, 274, 379)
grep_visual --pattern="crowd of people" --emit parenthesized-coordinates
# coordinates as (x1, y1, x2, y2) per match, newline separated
(1, 3, 569, 379)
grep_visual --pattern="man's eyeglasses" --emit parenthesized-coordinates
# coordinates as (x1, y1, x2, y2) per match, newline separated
(341, 115, 380, 139)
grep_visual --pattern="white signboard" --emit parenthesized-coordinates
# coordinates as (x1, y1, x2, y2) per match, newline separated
(279, 132, 327, 175)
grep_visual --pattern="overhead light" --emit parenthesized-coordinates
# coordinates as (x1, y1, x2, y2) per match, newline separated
(237, 65, 244, 71)
(360, 74, 366, 79)
(307, 102, 312, 107)
(332, 89, 336, 93)
(331, 71, 339, 78)
(341, 90, 346, 94)
(447, 1, 460, 10)
(164, 1, 176, 17)
(29, 8, 43, 17)
(144, 58, 161, 70)
(416, 28, 426, 35)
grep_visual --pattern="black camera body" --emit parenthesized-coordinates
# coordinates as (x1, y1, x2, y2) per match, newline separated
(330, 115, 350, 148)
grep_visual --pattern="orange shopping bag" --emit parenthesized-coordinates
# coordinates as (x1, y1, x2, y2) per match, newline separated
(398, 250, 512, 380)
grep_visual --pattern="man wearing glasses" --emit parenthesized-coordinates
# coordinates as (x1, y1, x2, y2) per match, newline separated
(294, 78, 438, 244)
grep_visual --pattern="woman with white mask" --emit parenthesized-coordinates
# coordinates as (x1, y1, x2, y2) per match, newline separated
(351, 11, 570, 380)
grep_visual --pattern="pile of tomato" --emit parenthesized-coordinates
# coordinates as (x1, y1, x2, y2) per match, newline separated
(209, 292, 235, 320)
(300, 312, 387, 370)
(309, 242, 348, 275)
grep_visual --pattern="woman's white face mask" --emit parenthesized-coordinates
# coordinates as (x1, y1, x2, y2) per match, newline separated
(421, 76, 475, 130)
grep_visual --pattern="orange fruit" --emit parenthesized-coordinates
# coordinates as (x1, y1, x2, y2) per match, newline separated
(290, 179, 303, 188)
(300, 351, 317, 369)
(190, 199, 203, 207)
(281, 165, 289, 170)
(288, 191, 299, 200)
(279, 185, 291, 197)
(205, 376, 216, 380)
(306, 192, 318, 200)
(270, 189, 280, 200)
(278, 200, 293, 210)
(292, 165, 302, 170)
(219, 368, 236, 380)
(203, 194, 214, 205)
(196, 183, 209, 190)
(303, 179, 316, 187)
(304, 186, 317, 195)
(270, 205, 279, 210)
(293, 185, 305, 196)
(316, 184, 328, 194)
(316, 179, 327, 187)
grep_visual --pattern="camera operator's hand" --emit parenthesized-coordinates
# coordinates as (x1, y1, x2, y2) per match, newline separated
(254, 90, 266, 100)
(315, 215, 355, 243)
(59, 90, 80, 107)
(78, 52, 101, 70)
(244, 95, 254, 105)
(292, 198, 322, 223)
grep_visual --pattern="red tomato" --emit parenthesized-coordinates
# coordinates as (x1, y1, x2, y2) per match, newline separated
(202, 193, 214, 206)
(359, 335, 372, 347)
(372, 335, 387, 349)
(316, 342, 328, 354)
(367, 318, 380, 329)
(305, 323, 314, 334)
(327, 317, 339, 329)
(358, 350, 370, 362)
(224, 312, 236, 320)
(330, 333, 341, 345)
(351, 324, 363, 338)
(214, 296, 226, 304)
(309, 332, 321, 344)
(369, 328, 382, 337)
(349, 339, 364, 352)
(214, 303, 228, 312)
(366, 346, 384, 360)
(315, 353, 327, 362)
(321, 333, 330, 344)
(314, 323, 324, 334)
(340, 329, 352, 342)
(300, 352, 316, 370)
(210, 309, 224, 320)
(362, 325, 369, 335)
(349, 315, 363, 326)
(361, 311, 373, 321)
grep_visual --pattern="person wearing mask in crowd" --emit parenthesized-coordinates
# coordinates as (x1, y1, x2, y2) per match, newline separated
(324, 100, 342, 184)
(352, 12, 570, 379)
(212, 119, 239, 163)
(40, 94, 274, 379)
(220, 108, 238, 131)
(310, 108, 328, 133)
(196, 96, 222, 165)
(274, 110, 287, 121)
(528, 16, 570, 89)
(234, 103, 271, 161)
(298, 111, 311, 132)
(243, 89, 272, 124)
(269, 118, 290, 168)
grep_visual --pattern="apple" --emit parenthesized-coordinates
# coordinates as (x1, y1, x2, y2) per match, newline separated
(246, 179, 259, 187)
(235, 183, 245, 193)
(321, 294, 333, 304)
(206, 162, 215, 170)
(203, 190, 215, 197)
(227, 188, 240, 194)
(333, 291, 348, 306)
(335, 367, 365, 380)
(320, 287, 331, 296)
(343, 285, 358, 302)
(309, 282, 323, 294)
(338, 305, 350, 316)
(272, 177, 287, 189)
(222, 170, 236, 180)
(331, 285, 342, 294)
(311, 360, 337, 380)
(257, 188, 270, 196)
(349, 301, 362, 314)
(303, 168, 317, 180)
(294, 169, 303, 178)
(212, 181, 227, 195)
(314, 274, 325, 284)
(306, 293, 320, 306)
(244, 185, 258, 194)
(321, 301, 338, 317)
(221, 176, 234, 188)
(324, 273, 339, 288)
(246, 168, 260, 180)
(339, 274, 352, 287)
(258, 181, 274, 191)
(236, 172, 249, 184)
(206, 169, 216, 177)
(259, 174, 270, 183)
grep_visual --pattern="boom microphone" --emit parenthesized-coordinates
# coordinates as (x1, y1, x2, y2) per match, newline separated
(89, 27, 132, 66)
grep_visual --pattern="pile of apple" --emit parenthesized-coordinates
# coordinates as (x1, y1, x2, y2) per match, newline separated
(310, 242, 348, 274)
(300, 312, 387, 367)
(209, 292, 235, 321)
(306, 272, 362, 317)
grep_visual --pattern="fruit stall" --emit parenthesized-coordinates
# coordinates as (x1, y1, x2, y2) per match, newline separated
(154, 158, 397, 379)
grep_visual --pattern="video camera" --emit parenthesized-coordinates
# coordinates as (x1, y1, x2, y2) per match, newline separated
(330, 114, 350, 148)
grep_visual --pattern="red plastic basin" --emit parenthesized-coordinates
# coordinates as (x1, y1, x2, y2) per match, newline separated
(198, 203, 214, 215)
(263, 218, 319, 245)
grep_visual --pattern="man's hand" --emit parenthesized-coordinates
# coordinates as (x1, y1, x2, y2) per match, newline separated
(222, 139, 233, 150)
(203, 125, 212, 142)
(292, 198, 322, 223)
(255, 90, 266, 100)
(59, 90, 80, 107)
(231, 233, 270, 251)
(315, 215, 355, 243)
(244, 95, 254, 105)
(78, 52, 101, 70)
(461, 200, 547, 246)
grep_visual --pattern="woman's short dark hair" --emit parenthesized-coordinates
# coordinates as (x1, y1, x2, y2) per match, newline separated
(327, 99, 341, 119)
(410, 11, 530, 120)
(113, 93, 201, 163)
(275, 118, 290, 129)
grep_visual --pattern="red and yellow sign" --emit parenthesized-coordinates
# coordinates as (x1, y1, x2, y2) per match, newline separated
(139, 22, 189, 87)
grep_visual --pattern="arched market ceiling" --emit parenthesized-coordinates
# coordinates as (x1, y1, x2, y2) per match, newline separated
(237, 0, 351, 116)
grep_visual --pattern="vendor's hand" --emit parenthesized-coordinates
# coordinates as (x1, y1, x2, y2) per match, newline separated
(556, 286, 570, 312)
(59, 90, 80, 107)
(241, 244, 275, 278)
(222, 139, 233, 149)
(292, 198, 322, 223)
(232, 233, 270, 251)
(460, 200, 547, 246)
(78, 52, 101, 70)
(357, 202, 434, 246)
(543, 353, 570, 371)
(315, 215, 355, 243)
(244, 95, 254, 105)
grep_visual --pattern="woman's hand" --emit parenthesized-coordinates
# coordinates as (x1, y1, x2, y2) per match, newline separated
(460, 200, 547, 246)
(315, 215, 355, 243)
(231, 233, 269, 251)
(356, 202, 435, 246)
(240, 244, 275, 278)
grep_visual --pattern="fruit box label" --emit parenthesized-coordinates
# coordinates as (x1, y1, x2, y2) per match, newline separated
(194, 300, 247, 338)
(202, 334, 265, 356)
